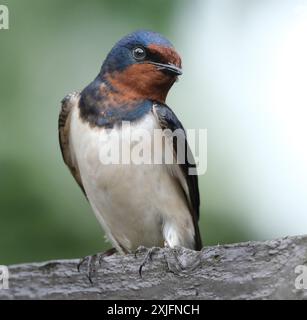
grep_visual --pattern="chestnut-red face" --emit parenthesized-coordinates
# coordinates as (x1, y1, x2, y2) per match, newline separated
(132, 44, 182, 77)
(101, 31, 182, 103)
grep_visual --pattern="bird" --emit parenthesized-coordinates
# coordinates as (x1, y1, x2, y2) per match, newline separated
(58, 30, 202, 275)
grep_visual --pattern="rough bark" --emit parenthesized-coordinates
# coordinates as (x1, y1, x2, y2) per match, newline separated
(1, 235, 307, 300)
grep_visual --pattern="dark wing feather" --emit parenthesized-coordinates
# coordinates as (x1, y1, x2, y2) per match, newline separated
(153, 103, 202, 250)
(58, 92, 86, 196)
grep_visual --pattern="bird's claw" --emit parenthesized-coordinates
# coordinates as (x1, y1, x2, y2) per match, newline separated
(164, 247, 203, 275)
(136, 246, 202, 278)
(77, 248, 117, 283)
(77, 254, 98, 284)
(136, 247, 160, 278)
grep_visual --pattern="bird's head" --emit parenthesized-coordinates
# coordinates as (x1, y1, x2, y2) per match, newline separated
(99, 30, 182, 103)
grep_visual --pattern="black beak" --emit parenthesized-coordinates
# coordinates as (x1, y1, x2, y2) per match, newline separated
(148, 62, 183, 76)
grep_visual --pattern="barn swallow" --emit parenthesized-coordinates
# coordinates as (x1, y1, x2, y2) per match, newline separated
(59, 30, 202, 276)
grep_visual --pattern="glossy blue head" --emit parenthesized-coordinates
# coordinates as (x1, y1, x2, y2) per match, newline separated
(117, 30, 173, 48)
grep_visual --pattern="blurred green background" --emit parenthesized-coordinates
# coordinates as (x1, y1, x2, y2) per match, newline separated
(1, 0, 307, 265)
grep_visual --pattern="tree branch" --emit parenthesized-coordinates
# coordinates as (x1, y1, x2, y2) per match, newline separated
(1, 235, 307, 299)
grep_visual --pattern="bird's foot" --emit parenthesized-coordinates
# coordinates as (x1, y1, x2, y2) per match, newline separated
(164, 247, 203, 275)
(135, 246, 160, 278)
(135, 245, 202, 278)
(77, 248, 117, 283)
(77, 254, 98, 284)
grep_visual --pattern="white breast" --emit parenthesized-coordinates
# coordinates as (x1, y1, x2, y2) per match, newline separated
(69, 105, 195, 253)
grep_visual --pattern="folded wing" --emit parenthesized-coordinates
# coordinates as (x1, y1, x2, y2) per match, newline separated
(153, 103, 203, 250)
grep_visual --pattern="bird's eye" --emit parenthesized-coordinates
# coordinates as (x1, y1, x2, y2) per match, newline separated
(132, 47, 146, 60)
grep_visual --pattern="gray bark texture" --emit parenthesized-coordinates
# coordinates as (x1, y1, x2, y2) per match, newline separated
(1, 235, 307, 300)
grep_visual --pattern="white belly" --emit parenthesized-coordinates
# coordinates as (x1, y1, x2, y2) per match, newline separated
(70, 106, 195, 253)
